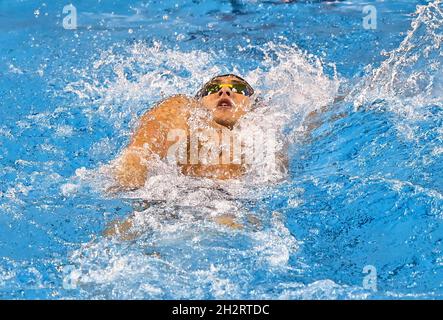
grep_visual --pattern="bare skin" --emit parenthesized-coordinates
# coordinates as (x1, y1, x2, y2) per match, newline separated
(113, 75, 254, 190)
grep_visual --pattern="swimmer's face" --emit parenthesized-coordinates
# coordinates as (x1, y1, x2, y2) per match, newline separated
(199, 76, 253, 128)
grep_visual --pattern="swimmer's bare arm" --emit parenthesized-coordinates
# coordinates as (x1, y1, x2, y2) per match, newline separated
(112, 95, 195, 190)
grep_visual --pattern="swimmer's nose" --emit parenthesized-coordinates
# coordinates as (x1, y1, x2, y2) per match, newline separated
(218, 87, 231, 97)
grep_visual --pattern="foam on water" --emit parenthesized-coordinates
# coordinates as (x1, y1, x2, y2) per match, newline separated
(353, 0, 443, 113)
(61, 1, 443, 297)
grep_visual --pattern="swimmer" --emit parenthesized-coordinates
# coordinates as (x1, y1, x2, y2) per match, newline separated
(105, 74, 261, 238)
(111, 74, 257, 190)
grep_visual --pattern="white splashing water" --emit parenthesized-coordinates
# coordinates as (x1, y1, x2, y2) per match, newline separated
(64, 40, 339, 190)
(353, 0, 443, 114)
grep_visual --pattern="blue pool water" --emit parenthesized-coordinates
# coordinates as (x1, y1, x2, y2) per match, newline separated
(0, 0, 442, 299)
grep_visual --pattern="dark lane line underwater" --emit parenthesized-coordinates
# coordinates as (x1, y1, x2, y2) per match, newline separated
(0, 0, 442, 299)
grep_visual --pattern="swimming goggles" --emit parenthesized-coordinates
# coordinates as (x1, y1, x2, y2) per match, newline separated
(200, 82, 254, 97)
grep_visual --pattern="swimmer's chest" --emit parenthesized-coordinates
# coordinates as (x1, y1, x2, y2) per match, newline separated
(168, 116, 247, 179)
(142, 105, 248, 179)
(174, 125, 247, 180)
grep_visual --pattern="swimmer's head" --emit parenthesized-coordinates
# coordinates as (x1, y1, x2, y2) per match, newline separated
(196, 74, 254, 128)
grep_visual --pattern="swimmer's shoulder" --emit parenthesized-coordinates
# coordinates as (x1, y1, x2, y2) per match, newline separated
(137, 94, 198, 134)
(145, 94, 198, 119)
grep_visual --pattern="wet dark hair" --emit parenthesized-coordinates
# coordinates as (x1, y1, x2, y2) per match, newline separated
(195, 73, 254, 99)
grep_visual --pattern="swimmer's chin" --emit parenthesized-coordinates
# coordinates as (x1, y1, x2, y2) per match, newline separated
(213, 117, 237, 129)
(212, 111, 239, 128)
